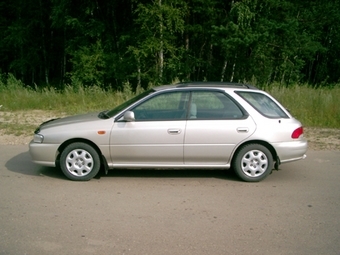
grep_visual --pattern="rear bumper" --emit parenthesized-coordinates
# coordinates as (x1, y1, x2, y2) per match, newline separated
(272, 139, 308, 164)
(29, 140, 59, 167)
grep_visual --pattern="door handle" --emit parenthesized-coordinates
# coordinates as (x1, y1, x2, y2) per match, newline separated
(167, 129, 181, 134)
(237, 127, 249, 133)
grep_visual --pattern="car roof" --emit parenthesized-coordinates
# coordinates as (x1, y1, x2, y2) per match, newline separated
(153, 82, 258, 91)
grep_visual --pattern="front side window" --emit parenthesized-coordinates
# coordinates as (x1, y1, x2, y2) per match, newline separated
(191, 91, 245, 119)
(106, 90, 154, 118)
(132, 91, 189, 121)
(236, 91, 289, 118)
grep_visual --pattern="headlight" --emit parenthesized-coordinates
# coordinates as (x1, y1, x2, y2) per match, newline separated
(33, 134, 44, 143)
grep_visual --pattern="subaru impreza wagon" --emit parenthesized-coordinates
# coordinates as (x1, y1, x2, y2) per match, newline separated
(29, 82, 307, 182)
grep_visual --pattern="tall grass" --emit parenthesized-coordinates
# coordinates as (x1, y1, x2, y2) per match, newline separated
(265, 83, 340, 128)
(0, 74, 143, 115)
(0, 74, 339, 128)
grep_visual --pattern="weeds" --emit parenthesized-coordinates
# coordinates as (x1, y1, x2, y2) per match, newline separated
(0, 74, 339, 132)
(0, 75, 144, 115)
(265, 83, 340, 128)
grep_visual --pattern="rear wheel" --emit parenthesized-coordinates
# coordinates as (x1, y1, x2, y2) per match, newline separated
(60, 142, 101, 181)
(232, 144, 273, 182)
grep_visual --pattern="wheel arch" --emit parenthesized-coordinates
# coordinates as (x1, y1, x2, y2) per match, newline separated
(56, 138, 104, 165)
(231, 140, 278, 166)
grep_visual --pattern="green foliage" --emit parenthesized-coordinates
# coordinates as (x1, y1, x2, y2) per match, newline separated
(68, 41, 105, 86)
(1, 0, 340, 87)
(131, 0, 188, 84)
(265, 83, 340, 128)
(0, 73, 25, 90)
(212, 0, 327, 85)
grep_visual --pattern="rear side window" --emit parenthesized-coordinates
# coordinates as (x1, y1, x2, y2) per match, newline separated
(236, 91, 289, 118)
(191, 91, 245, 119)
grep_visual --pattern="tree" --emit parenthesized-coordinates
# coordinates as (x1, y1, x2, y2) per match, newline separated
(0, 0, 339, 88)
(131, 0, 187, 85)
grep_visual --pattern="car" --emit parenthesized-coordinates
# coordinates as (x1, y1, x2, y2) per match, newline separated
(29, 82, 307, 182)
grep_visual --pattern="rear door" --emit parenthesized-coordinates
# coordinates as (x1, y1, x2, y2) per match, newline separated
(184, 90, 256, 165)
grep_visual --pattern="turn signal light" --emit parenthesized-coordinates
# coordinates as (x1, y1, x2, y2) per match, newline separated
(291, 127, 303, 139)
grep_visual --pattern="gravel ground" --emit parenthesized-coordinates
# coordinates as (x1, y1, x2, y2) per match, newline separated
(0, 110, 339, 150)
(0, 110, 65, 145)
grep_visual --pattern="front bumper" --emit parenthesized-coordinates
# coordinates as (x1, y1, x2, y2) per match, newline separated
(29, 140, 60, 167)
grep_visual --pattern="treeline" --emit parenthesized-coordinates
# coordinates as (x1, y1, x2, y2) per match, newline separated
(1, 0, 339, 89)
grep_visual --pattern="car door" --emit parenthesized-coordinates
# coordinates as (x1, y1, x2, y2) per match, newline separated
(110, 91, 189, 166)
(184, 90, 256, 165)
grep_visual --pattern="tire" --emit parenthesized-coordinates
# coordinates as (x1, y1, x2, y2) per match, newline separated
(232, 144, 273, 182)
(60, 142, 101, 181)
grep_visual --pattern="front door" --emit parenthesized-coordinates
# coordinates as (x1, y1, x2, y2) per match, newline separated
(110, 91, 189, 167)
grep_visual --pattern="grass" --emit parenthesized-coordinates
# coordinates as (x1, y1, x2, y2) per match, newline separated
(265, 83, 340, 128)
(0, 74, 141, 115)
(0, 74, 145, 136)
(0, 74, 339, 138)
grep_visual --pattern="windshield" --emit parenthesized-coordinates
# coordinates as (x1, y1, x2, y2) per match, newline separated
(104, 89, 154, 118)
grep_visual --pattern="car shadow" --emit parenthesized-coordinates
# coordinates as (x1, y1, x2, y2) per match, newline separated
(6, 151, 240, 181)
(97, 167, 240, 181)
(5, 151, 67, 180)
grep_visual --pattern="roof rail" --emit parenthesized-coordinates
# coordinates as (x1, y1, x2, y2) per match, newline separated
(175, 81, 257, 89)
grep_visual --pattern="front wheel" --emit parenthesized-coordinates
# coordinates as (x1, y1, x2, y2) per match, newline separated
(60, 142, 101, 181)
(232, 144, 273, 182)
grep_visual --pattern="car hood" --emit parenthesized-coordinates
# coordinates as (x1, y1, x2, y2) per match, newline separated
(39, 112, 103, 130)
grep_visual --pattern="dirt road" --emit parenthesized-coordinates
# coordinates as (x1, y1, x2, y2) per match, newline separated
(0, 145, 339, 255)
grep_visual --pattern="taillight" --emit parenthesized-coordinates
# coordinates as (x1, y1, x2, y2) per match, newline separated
(291, 127, 303, 139)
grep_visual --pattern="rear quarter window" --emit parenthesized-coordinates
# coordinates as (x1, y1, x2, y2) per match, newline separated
(236, 91, 289, 118)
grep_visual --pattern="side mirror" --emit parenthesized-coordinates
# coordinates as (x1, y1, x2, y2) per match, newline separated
(123, 111, 135, 122)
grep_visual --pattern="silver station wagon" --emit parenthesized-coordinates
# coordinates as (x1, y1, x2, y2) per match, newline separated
(29, 82, 307, 182)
